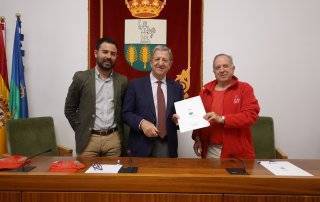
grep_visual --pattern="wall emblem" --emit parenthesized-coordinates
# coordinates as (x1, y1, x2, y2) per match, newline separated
(125, 19, 167, 71)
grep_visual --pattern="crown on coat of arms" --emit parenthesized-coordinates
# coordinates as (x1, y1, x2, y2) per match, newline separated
(125, 0, 166, 18)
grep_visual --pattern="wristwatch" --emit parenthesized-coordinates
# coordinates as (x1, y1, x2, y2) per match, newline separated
(220, 116, 225, 124)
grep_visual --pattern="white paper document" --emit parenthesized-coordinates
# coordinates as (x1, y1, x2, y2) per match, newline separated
(85, 164, 122, 174)
(174, 96, 210, 133)
(259, 161, 313, 176)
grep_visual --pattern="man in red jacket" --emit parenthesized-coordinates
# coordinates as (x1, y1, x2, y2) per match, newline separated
(192, 53, 260, 159)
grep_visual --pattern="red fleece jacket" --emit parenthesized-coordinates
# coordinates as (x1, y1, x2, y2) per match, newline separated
(193, 77, 260, 159)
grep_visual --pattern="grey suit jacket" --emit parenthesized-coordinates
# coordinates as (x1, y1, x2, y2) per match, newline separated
(64, 68, 128, 154)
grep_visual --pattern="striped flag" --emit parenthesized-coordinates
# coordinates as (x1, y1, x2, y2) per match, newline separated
(0, 17, 9, 154)
(0, 18, 9, 102)
(9, 16, 29, 119)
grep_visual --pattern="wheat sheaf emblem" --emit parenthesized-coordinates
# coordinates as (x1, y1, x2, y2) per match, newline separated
(139, 45, 151, 70)
(127, 46, 138, 66)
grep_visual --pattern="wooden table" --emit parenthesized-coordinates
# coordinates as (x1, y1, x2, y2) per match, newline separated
(0, 157, 320, 202)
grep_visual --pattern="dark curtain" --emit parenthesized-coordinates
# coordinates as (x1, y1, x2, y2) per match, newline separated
(89, 0, 202, 97)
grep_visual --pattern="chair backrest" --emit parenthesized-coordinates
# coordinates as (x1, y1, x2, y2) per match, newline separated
(7, 116, 58, 156)
(251, 116, 276, 159)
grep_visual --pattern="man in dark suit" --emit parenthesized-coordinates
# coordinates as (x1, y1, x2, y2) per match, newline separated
(65, 37, 128, 157)
(122, 45, 184, 157)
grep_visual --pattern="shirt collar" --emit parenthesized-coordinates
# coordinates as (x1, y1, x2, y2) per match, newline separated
(150, 72, 166, 85)
(95, 66, 113, 80)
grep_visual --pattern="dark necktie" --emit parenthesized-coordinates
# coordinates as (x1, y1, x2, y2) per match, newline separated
(157, 81, 166, 138)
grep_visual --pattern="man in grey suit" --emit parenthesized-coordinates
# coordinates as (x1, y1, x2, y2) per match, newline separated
(65, 37, 128, 157)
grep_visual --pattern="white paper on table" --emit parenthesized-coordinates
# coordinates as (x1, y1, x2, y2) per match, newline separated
(174, 96, 210, 133)
(85, 164, 122, 174)
(259, 161, 313, 176)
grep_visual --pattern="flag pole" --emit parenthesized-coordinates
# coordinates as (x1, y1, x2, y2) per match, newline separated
(0, 17, 6, 45)
(15, 13, 21, 23)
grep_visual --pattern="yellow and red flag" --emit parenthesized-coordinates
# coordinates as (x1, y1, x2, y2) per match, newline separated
(0, 17, 10, 154)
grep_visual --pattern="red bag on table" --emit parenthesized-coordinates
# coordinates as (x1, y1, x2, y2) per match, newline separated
(0, 155, 29, 169)
(49, 160, 85, 173)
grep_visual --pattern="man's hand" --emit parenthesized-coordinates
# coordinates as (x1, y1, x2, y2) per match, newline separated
(204, 112, 224, 124)
(140, 119, 159, 137)
(171, 114, 180, 125)
(193, 137, 202, 157)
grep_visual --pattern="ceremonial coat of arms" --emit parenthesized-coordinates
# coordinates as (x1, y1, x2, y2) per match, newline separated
(125, 19, 166, 71)
(124, 0, 167, 72)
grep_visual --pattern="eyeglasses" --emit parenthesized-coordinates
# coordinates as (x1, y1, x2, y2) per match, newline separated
(92, 163, 103, 171)
(152, 57, 170, 64)
(214, 64, 233, 70)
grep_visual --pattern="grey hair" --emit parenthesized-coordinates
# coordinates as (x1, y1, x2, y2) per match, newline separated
(213, 53, 234, 68)
(152, 45, 173, 61)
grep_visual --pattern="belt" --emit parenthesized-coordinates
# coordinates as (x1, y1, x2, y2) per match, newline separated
(91, 127, 118, 136)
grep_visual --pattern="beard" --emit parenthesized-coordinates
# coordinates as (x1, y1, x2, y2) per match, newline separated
(97, 58, 115, 70)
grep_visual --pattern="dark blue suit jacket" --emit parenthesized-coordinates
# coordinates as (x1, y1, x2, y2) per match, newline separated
(122, 76, 184, 157)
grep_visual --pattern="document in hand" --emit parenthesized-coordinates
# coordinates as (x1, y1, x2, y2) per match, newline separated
(174, 96, 210, 133)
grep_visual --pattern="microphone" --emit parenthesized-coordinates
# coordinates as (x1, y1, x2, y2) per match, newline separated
(17, 148, 53, 172)
(26, 148, 53, 161)
(225, 157, 248, 175)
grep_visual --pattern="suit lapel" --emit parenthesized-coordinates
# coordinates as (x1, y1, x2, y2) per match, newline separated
(113, 72, 120, 113)
(166, 79, 174, 118)
(144, 77, 157, 121)
(89, 69, 96, 107)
